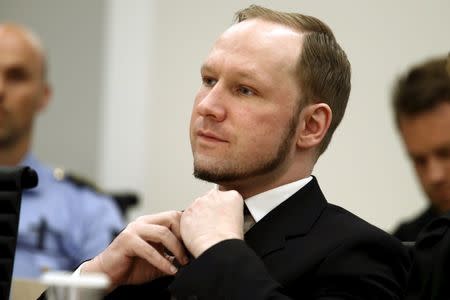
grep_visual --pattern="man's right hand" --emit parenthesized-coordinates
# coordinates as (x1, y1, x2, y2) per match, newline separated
(81, 211, 189, 291)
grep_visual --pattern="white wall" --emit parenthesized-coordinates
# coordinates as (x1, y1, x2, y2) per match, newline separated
(97, 1, 157, 209)
(2, 0, 449, 231)
(0, 0, 106, 179)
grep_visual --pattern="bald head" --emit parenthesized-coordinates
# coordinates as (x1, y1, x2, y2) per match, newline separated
(0, 22, 51, 165)
(0, 23, 47, 80)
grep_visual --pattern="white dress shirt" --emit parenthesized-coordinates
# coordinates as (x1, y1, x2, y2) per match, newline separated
(244, 176, 313, 223)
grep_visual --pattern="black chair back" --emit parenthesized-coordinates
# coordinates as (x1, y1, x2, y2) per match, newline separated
(0, 166, 38, 299)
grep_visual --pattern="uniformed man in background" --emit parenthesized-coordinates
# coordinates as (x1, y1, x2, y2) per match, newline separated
(0, 23, 125, 278)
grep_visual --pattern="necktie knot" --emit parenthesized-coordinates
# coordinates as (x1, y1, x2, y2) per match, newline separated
(243, 204, 255, 233)
(243, 204, 251, 216)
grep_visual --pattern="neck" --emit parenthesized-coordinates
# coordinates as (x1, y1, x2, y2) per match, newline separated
(0, 136, 31, 166)
(219, 154, 314, 199)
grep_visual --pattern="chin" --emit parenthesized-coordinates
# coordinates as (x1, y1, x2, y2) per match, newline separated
(193, 162, 239, 184)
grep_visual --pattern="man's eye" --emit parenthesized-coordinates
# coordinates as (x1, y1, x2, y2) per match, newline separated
(412, 156, 426, 168)
(436, 147, 450, 160)
(7, 68, 29, 82)
(238, 86, 254, 96)
(202, 77, 217, 87)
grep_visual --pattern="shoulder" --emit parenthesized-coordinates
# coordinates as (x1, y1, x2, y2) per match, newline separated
(52, 168, 97, 190)
(415, 212, 450, 251)
(45, 168, 122, 212)
(319, 203, 410, 258)
(407, 207, 438, 227)
(407, 212, 450, 299)
(313, 204, 412, 297)
(50, 168, 108, 199)
(392, 207, 439, 240)
(52, 169, 125, 226)
(321, 204, 388, 235)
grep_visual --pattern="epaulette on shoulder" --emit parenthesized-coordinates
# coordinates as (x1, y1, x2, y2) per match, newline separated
(53, 168, 140, 215)
(52, 167, 102, 193)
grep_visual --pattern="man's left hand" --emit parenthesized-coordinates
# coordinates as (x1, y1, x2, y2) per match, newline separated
(180, 189, 244, 257)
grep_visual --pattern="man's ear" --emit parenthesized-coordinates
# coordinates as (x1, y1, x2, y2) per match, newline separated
(296, 103, 332, 149)
(36, 83, 51, 112)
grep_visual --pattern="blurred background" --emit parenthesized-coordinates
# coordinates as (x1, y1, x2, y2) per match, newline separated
(1, 0, 449, 231)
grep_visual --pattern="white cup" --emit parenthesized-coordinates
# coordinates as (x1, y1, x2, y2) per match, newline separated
(41, 271, 110, 300)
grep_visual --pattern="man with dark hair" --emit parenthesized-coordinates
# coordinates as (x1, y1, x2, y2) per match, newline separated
(61, 5, 410, 299)
(392, 55, 450, 242)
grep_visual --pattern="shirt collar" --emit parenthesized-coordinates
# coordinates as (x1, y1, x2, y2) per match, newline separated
(20, 152, 36, 167)
(245, 176, 313, 222)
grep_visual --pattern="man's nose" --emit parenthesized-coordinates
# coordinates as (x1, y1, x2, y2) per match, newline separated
(195, 84, 227, 122)
(425, 157, 445, 185)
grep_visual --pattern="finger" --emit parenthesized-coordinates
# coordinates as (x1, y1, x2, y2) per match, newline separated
(133, 238, 179, 275)
(135, 211, 182, 225)
(132, 211, 184, 245)
(168, 212, 182, 240)
(135, 223, 188, 265)
(164, 253, 175, 262)
(135, 211, 182, 234)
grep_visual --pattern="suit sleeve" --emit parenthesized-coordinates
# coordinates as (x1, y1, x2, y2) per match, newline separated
(103, 276, 173, 300)
(169, 239, 290, 299)
(169, 236, 410, 300)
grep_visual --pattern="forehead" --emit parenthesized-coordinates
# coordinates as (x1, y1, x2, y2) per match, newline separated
(203, 19, 302, 77)
(400, 102, 450, 154)
(0, 28, 43, 72)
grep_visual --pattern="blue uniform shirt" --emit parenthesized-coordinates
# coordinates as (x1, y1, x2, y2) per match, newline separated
(13, 154, 125, 278)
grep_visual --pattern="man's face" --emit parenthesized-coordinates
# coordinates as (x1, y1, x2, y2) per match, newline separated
(0, 27, 48, 148)
(190, 19, 302, 193)
(399, 102, 450, 213)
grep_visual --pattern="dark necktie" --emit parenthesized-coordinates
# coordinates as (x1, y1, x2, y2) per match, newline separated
(243, 204, 256, 233)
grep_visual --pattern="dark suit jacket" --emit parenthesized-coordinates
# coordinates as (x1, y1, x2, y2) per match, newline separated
(102, 177, 411, 300)
(393, 206, 439, 242)
(406, 212, 450, 299)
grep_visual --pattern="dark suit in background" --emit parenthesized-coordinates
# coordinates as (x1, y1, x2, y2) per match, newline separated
(106, 178, 411, 299)
(406, 212, 450, 299)
(393, 206, 439, 242)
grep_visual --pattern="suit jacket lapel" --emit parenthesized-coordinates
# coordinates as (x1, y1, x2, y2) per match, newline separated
(244, 177, 327, 258)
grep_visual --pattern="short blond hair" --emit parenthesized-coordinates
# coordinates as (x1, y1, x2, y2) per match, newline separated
(235, 5, 351, 155)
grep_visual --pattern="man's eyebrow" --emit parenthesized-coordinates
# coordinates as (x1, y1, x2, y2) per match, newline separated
(234, 68, 260, 80)
(5, 63, 30, 74)
(200, 63, 212, 74)
(200, 63, 263, 83)
(434, 141, 450, 153)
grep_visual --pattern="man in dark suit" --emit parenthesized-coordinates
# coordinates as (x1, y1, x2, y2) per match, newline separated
(73, 5, 410, 299)
(395, 56, 450, 299)
(391, 56, 450, 242)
